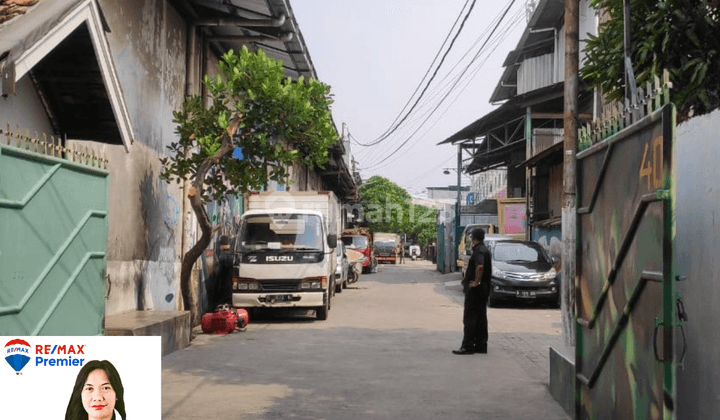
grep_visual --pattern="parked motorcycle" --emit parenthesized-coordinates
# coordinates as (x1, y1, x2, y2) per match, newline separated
(346, 249, 366, 284)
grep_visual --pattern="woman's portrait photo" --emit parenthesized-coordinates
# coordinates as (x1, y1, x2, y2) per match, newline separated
(1, 337, 160, 418)
(65, 360, 127, 420)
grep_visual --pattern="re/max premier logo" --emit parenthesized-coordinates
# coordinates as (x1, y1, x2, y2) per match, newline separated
(34, 344, 87, 367)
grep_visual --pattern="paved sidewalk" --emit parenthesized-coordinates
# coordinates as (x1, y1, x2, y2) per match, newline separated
(444, 278, 572, 386)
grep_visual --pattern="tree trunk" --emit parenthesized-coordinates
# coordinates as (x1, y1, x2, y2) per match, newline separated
(179, 118, 241, 325)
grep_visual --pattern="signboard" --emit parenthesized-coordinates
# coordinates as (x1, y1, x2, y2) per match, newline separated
(1, 336, 161, 418)
(497, 198, 526, 238)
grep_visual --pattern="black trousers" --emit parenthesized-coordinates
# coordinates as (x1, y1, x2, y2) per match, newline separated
(461, 286, 489, 349)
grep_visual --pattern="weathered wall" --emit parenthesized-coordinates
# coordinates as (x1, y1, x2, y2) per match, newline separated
(0, 75, 55, 136)
(531, 225, 561, 262)
(97, 0, 188, 315)
(675, 109, 720, 419)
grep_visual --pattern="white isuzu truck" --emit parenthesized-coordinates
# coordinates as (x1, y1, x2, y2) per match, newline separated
(232, 191, 340, 320)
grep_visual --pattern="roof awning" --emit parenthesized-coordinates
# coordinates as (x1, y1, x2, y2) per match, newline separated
(175, 0, 318, 80)
(0, 0, 134, 150)
(439, 82, 564, 146)
(466, 139, 526, 174)
(517, 140, 563, 168)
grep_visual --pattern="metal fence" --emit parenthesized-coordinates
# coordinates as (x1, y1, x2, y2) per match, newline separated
(0, 125, 109, 335)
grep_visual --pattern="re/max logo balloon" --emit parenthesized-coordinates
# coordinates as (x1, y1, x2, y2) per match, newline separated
(4, 339, 31, 375)
(4, 339, 88, 375)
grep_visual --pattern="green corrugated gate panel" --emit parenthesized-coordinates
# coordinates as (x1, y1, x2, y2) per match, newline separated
(575, 104, 676, 420)
(0, 145, 108, 336)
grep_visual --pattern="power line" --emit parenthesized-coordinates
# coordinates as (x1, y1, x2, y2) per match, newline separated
(373, 0, 473, 142)
(358, 2, 522, 165)
(352, 0, 479, 147)
(363, 0, 521, 170)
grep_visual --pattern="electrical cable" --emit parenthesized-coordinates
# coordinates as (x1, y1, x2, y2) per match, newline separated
(351, 3, 523, 175)
(373, 0, 473, 142)
(362, 0, 520, 170)
(361, 4, 523, 164)
(352, 0, 479, 147)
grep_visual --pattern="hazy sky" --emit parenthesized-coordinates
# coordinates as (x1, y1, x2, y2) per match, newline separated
(291, 0, 527, 197)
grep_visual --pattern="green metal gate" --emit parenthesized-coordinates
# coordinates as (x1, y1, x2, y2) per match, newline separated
(575, 89, 678, 419)
(0, 134, 108, 335)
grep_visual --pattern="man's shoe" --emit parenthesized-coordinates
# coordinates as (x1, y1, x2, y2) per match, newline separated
(452, 347, 475, 355)
(474, 345, 487, 354)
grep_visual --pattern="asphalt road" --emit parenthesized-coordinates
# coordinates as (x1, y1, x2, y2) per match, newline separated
(162, 260, 569, 419)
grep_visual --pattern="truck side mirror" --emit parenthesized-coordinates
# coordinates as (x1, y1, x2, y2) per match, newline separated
(327, 234, 338, 249)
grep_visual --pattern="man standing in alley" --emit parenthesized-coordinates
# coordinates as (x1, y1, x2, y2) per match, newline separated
(453, 228, 492, 355)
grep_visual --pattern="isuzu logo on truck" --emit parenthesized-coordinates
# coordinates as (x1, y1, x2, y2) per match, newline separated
(266, 255, 294, 262)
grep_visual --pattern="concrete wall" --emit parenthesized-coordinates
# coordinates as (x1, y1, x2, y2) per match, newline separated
(675, 109, 720, 419)
(0, 75, 55, 136)
(98, 0, 188, 315)
(531, 225, 562, 262)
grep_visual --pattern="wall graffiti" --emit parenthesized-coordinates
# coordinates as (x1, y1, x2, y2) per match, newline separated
(164, 194, 180, 227)
(532, 226, 562, 262)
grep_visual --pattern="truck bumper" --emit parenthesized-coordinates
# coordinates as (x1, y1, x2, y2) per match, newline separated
(232, 292, 325, 308)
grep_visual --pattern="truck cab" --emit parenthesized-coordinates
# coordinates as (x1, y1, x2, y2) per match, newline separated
(341, 227, 377, 273)
(232, 209, 337, 320)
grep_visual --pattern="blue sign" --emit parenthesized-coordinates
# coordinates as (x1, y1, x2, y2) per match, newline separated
(466, 193, 475, 205)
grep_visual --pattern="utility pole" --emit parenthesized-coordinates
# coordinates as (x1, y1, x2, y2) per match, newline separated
(455, 144, 462, 270)
(562, 0, 579, 346)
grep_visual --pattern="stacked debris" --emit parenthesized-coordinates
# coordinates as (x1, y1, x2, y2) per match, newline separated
(0, 0, 38, 24)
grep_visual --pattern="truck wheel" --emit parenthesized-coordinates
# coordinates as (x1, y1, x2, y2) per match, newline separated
(316, 292, 330, 320)
(335, 279, 343, 293)
(316, 303, 329, 320)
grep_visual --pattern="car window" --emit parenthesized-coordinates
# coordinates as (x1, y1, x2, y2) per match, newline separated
(492, 242, 548, 263)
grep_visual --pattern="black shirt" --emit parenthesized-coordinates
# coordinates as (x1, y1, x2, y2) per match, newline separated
(463, 242, 492, 293)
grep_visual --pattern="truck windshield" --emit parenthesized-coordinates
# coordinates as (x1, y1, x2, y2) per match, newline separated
(375, 241, 395, 250)
(342, 235, 368, 249)
(239, 214, 323, 251)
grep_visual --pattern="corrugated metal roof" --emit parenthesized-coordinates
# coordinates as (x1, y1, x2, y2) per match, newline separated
(178, 0, 316, 80)
(489, 0, 564, 103)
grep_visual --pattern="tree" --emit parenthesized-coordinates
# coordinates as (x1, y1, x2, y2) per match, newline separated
(581, 0, 720, 120)
(160, 47, 338, 321)
(358, 176, 437, 245)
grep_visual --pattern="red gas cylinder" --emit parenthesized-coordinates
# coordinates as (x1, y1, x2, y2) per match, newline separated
(201, 304, 248, 334)
(235, 308, 249, 328)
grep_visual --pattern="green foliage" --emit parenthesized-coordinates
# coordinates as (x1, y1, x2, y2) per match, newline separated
(581, 0, 720, 117)
(160, 47, 338, 201)
(358, 176, 437, 245)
